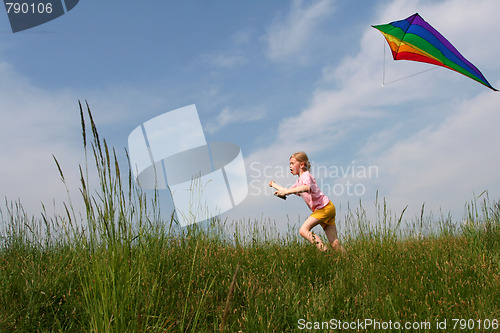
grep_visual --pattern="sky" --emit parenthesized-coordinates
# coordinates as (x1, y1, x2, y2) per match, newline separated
(1, 0, 500, 235)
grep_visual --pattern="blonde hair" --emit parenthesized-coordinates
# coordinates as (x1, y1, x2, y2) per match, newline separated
(290, 151, 311, 171)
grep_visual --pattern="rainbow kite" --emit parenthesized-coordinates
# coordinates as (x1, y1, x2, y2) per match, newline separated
(372, 13, 497, 91)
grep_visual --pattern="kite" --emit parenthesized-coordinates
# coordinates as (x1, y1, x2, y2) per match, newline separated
(372, 13, 497, 91)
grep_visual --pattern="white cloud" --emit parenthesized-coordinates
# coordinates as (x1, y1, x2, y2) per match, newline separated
(365, 91, 500, 219)
(205, 106, 265, 134)
(263, 0, 335, 63)
(199, 30, 253, 69)
(0, 61, 84, 218)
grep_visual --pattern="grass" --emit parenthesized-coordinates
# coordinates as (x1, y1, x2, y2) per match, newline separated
(0, 102, 499, 332)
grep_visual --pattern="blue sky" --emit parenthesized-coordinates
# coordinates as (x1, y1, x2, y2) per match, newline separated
(1, 0, 500, 233)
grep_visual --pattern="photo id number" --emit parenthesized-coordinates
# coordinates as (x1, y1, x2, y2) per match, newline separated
(5, 2, 53, 14)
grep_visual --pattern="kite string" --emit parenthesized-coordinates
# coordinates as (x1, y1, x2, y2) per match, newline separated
(383, 66, 439, 86)
(382, 37, 386, 86)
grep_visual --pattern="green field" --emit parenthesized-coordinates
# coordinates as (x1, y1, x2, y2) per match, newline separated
(1, 104, 499, 332)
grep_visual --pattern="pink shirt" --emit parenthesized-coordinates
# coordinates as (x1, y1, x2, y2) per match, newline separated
(290, 171, 329, 212)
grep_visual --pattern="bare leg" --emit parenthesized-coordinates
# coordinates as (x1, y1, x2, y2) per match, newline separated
(299, 216, 328, 252)
(322, 224, 345, 252)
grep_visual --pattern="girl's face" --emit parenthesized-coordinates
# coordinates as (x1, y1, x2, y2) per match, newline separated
(289, 157, 303, 175)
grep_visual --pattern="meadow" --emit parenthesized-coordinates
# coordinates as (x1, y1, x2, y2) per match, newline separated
(1, 103, 499, 332)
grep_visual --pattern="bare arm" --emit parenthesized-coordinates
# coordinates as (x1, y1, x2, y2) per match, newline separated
(269, 180, 287, 192)
(285, 184, 310, 195)
(269, 181, 310, 197)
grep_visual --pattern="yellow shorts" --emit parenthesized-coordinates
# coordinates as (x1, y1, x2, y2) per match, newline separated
(310, 201, 336, 227)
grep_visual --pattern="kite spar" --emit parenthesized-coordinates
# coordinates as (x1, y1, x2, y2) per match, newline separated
(372, 13, 497, 91)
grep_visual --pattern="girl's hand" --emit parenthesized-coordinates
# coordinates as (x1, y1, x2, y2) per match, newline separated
(269, 180, 275, 187)
(275, 189, 288, 197)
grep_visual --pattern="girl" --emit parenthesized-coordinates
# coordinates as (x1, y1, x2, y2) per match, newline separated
(269, 152, 344, 253)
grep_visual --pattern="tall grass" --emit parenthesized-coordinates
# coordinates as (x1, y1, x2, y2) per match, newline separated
(1, 102, 499, 332)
